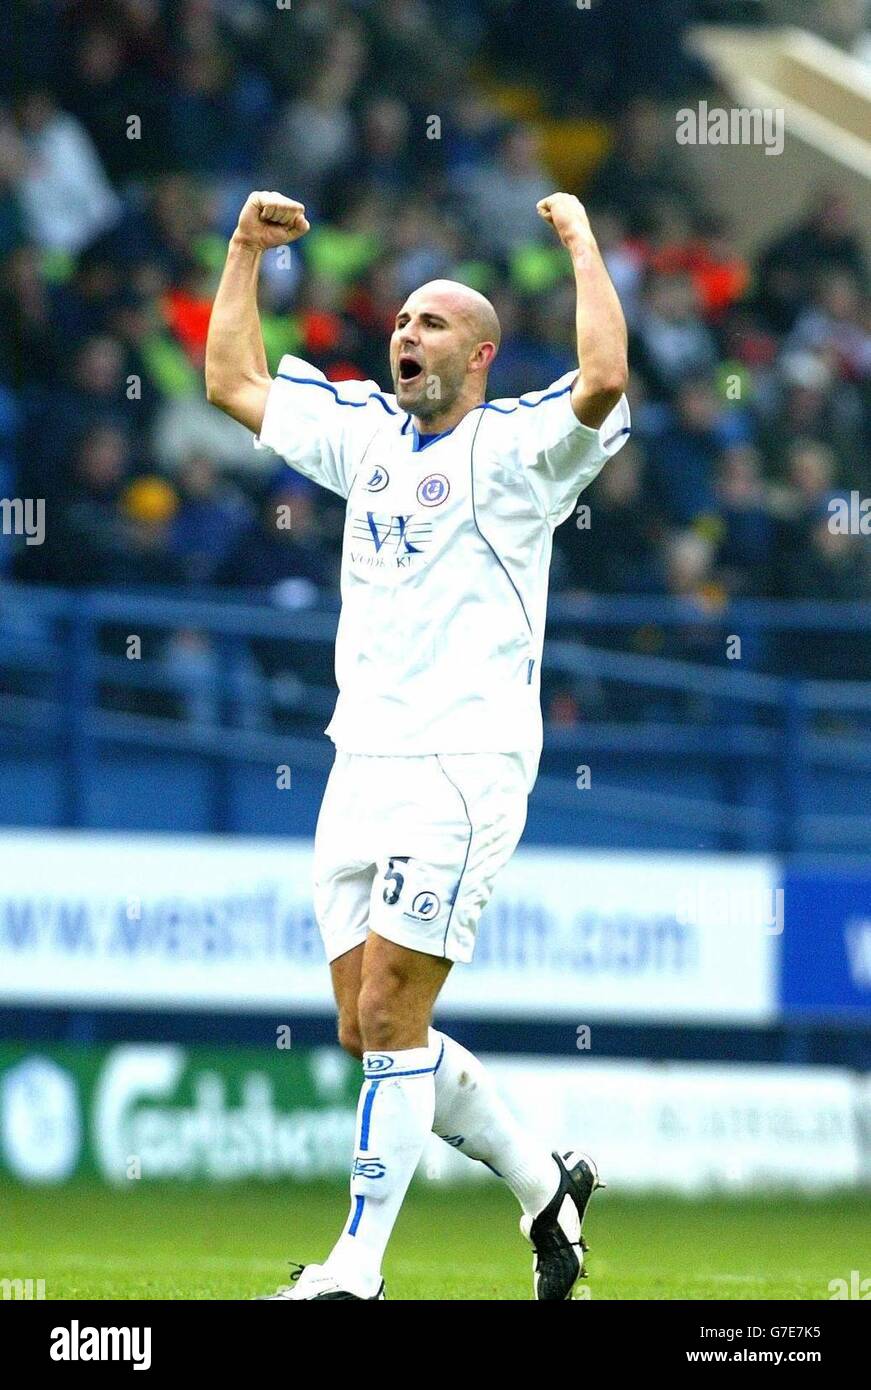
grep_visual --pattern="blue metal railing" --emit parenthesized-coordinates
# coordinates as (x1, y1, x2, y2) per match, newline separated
(0, 581, 868, 851)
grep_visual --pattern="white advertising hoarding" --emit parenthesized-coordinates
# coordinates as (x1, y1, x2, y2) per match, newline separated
(0, 831, 779, 1021)
(423, 1059, 864, 1192)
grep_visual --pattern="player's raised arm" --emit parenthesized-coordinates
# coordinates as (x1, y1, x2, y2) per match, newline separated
(205, 191, 310, 434)
(537, 194, 628, 429)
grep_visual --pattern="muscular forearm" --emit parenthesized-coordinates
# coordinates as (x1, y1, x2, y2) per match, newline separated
(537, 193, 628, 429)
(205, 192, 310, 434)
(569, 236, 628, 425)
(205, 234, 271, 430)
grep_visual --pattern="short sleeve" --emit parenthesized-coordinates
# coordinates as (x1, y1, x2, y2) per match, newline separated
(254, 355, 398, 498)
(487, 372, 631, 528)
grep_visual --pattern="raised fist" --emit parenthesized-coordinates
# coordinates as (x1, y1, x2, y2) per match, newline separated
(536, 193, 594, 252)
(234, 191, 311, 250)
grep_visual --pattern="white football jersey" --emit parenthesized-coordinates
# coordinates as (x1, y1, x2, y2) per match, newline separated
(255, 354, 631, 762)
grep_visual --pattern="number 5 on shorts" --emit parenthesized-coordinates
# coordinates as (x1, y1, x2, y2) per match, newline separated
(382, 856, 409, 906)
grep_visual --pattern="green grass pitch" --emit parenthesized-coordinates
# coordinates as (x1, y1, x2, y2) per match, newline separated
(4, 1180, 867, 1300)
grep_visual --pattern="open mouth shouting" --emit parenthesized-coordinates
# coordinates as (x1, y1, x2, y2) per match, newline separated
(397, 353, 425, 390)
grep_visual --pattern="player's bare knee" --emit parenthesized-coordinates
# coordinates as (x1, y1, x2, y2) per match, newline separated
(357, 975, 413, 1051)
(357, 994, 399, 1051)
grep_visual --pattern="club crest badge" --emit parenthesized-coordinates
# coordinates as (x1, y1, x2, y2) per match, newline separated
(417, 473, 450, 507)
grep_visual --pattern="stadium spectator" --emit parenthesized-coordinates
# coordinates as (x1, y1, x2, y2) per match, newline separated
(114, 475, 187, 589)
(12, 88, 121, 254)
(262, 36, 364, 212)
(585, 98, 701, 231)
(458, 126, 554, 258)
(633, 272, 719, 397)
(553, 442, 662, 596)
(781, 514, 871, 603)
(216, 475, 337, 600)
(786, 270, 871, 382)
(168, 452, 252, 585)
(0, 116, 27, 259)
(20, 423, 132, 587)
(714, 446, 775, 597)
(643, 377, 725, 529)
(60, 27, 161, 183)
(441, 91, 504, 184)
(353, 98, 415, 201)
(0, 245, 60, 391)
(756, 188, 868, 333)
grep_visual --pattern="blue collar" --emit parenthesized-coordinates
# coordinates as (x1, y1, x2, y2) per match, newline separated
(411, 424, 454, 452)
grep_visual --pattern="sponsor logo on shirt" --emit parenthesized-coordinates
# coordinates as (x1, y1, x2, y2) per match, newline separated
(349, 512, 433, 568)
(364, 466, 389, 492)
(417, 473, 450, 507)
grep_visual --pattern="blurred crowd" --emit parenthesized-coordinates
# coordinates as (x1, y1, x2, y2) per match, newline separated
(0, 0, 869, 709)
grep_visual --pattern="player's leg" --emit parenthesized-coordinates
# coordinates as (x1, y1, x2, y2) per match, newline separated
(430, 1027, 560, 1206)
(330, 942, 364, 1059)
(416, 751, 601, 1299)
(357, 930, 452, 1051)
(256, 756, 380, 1299)
(312, 781, 546, 1297)
(325, 895, 573, 1235)
(430, 1026, 601, 1298)
(329, 939, 568, 1225)
(320, 934, 451, 1295)
(414, 750, 558, 1202)
(326, 924, 573, 1241)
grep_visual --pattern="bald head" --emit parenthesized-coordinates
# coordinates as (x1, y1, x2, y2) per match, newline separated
(410, 279, 502, 353)
(390, 279, 502, 425)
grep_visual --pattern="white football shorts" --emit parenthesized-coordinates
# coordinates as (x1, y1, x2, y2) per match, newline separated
(313, 749, 538, 964)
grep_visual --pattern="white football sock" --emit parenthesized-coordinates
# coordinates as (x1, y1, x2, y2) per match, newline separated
(324, 1041, 438, 1295)
(430, 1028, 558, 1217)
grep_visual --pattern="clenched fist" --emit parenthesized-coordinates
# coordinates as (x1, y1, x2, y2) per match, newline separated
(233, 191, 311, 251)
(537, 193, 595, 254)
